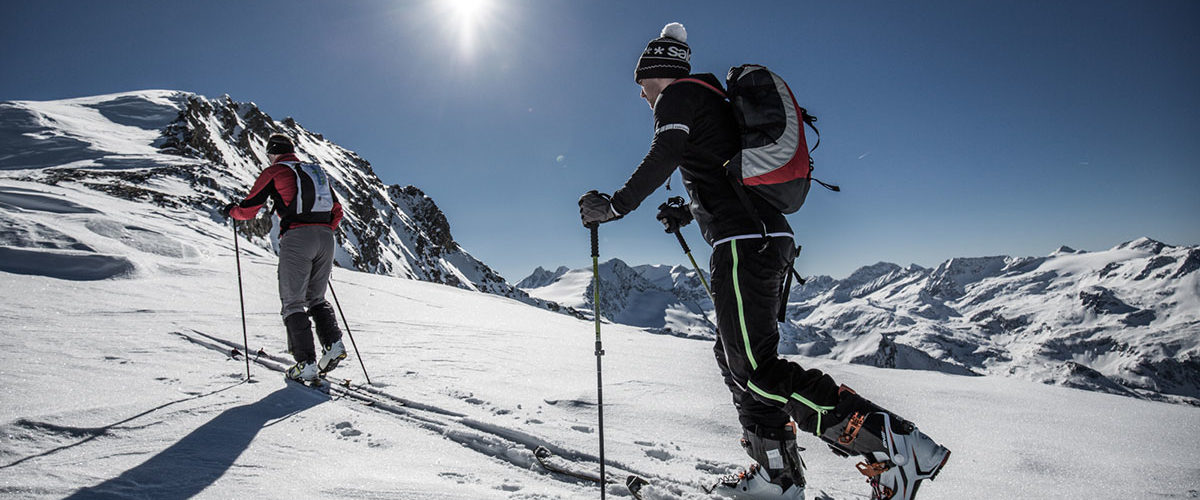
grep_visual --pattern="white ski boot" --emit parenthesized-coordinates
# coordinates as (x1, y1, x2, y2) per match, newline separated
(820, 386, 950, 500)
(851, 413, 949, 500)
(286, 360, 319, 382)
(709, 465, 805, 500)
(709, 424, 806, 499)
(318, 339, 346, 373)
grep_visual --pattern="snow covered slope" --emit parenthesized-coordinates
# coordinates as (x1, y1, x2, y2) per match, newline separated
(0, 227, 1197, 499)
(0, 90, 571, 314)
(522, 241, 1200, 406)
(1, 90, 1197, 499)
(520, 259, 715, 339)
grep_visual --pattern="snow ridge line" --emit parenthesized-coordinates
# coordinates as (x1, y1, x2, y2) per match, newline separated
(172, 329, 702, 494)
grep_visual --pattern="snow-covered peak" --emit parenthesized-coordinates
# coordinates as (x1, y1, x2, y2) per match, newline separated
(0, 90, 576, 315)
(518, 258, 714, 339)
(515, 265, 571, 289)
(1115, 236, 1168, 253)
(1052, 245, 1080, 255)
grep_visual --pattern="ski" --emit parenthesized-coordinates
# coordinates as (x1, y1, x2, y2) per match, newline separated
(626, 473, 744, 499)
(177, 329, 400, 409)
(284, 373, 331, 394)
(533, 446, 610, 484)
(626, 475, 650, 499)
(533, 446, 677, 498)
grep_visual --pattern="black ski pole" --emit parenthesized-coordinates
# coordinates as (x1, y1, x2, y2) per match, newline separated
(589, 223, 607, 498)
(232, 220, 251, 381)
(328, 281, 371, 385)
(672, 228, 713, 301)
(662, 196, 712, 300)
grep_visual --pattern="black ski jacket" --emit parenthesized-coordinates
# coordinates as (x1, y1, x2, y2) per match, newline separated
(610, 73, 791, 246)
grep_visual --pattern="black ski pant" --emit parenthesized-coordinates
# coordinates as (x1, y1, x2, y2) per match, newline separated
(711, 236, 841, 436)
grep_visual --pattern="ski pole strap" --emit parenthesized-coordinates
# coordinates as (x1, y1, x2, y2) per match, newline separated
(777, 245, 805, 322)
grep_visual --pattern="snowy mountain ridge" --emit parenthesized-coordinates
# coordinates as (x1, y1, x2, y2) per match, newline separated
(520, 258, 715, 339)
(521, 238, 1200, 405)
(0, 90, 577, 315)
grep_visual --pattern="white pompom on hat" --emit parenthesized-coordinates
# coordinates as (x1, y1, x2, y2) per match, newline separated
(635, 22, 692, 83)
(661, 22, 686, 43)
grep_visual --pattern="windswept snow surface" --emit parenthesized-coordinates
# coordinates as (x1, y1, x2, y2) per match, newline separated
(0, 91, 1197, 498)
(0, 198, 1198, 498)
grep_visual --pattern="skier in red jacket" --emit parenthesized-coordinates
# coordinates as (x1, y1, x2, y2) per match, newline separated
(221, 133, 347, 382)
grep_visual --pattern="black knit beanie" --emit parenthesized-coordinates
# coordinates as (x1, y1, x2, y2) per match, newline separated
(635, 22, 691, 83)
(265, 133, 295, 155)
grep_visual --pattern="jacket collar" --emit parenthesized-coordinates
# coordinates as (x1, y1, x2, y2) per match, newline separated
(271, 153, 301, 164)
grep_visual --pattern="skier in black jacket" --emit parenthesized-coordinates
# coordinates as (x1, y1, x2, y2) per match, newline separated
(579, 23, 950, 500)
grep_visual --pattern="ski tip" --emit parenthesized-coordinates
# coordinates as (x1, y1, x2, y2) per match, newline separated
(626, 475, 650, 499)
(626, 474, 648, 490)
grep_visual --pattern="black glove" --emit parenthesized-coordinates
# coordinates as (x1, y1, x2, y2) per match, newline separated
(578, 190, 622, 226)
(219, 202, 238, 219)
(656, 196, 693, 233)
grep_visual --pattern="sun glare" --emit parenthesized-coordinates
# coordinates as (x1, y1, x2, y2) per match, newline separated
(439, 0, 494, 56)
(447, 0, 489, 23)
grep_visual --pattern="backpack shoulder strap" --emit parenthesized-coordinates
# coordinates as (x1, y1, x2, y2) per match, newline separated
(670, 78, 727, 99)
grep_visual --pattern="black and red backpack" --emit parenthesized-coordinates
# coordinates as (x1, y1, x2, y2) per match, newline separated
(678, 64, 839, 215)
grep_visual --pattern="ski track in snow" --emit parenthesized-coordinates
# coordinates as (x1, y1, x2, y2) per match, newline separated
(174, 329, 735, 499)
(3, 249, 1198, 499)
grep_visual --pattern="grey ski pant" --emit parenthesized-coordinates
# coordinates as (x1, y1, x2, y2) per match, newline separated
(278, 225, 335, 318)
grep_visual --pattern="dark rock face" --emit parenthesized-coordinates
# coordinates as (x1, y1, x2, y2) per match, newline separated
(1171, 249, 1200, 279)
(12, 91, 581, 318)
(1080, 287, 1137, 315)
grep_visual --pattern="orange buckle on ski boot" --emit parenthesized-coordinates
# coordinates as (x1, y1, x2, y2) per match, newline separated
(856, 461, 888, 478)
(839, 412, 866, 445)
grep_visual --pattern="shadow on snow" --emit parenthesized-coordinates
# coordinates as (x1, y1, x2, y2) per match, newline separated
(63, 385, 325, 500)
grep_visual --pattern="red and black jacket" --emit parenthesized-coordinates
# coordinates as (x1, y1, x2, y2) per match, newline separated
(230, 153, 344, 235)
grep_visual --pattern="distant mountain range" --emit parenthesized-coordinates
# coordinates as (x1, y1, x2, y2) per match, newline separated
(518, 238, 1200, 405)
(519, 260, 714, 339)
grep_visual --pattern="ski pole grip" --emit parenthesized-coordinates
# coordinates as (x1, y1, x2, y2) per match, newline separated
(589, 223, 599, 258)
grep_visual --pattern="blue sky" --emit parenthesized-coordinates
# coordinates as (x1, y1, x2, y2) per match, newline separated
(3, 1, 1198, 282)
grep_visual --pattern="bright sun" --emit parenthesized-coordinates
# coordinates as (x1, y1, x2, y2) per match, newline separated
(440, 0, 494, 55)
(447, 0, 489, 24)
